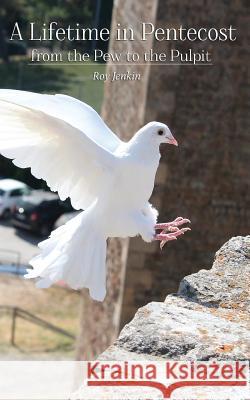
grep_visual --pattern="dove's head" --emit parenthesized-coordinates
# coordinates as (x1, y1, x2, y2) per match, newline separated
(136, 122, 178, 147)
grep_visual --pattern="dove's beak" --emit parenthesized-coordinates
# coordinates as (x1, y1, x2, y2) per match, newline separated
(166, 134, 178, 146)
(168, 137, 178, 146)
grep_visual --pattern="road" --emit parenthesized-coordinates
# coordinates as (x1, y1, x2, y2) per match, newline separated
(0, 221, 40, 266)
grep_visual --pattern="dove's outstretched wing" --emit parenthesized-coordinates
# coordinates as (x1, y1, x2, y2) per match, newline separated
(0, 99, 118, 210)
(0, 90, 122, 152)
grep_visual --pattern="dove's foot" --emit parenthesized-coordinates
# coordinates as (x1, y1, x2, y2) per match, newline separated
(154, 217, 191, 249)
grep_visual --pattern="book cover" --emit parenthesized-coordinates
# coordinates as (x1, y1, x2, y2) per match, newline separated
(0, 1, 249, 399)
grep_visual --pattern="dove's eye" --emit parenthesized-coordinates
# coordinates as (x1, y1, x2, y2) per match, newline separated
(157, 129, 164, 136)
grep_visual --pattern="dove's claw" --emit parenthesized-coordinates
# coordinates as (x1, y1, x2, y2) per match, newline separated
(168, 226, 179, 232)
(154, 233, 177, 251)
(155, 233, 177, 241)
(154, 217, 191, 249)
(155, 217, 191, 230)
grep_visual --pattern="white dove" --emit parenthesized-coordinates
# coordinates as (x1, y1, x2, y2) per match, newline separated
(0, 90, 190, 301)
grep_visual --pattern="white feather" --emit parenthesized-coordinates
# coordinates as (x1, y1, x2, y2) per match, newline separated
(0, 99, 116, 209)
(0, 90, 122, 152)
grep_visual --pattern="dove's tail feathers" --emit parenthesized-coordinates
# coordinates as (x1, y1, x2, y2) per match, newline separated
(24, 204, 107, 301)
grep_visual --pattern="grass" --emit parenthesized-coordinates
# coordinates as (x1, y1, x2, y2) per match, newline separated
(0, 274, 81, 357)
(0, 56, 106, 112)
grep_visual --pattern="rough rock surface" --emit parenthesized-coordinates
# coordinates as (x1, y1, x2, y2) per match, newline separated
(72, 237, 250, 399)
(100, 236, 250, 361)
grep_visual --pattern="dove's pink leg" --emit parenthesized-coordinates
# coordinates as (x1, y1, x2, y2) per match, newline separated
(154, 217, 191, 249)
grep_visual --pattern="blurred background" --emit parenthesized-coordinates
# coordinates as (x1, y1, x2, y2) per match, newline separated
(0, 0, 249, 361)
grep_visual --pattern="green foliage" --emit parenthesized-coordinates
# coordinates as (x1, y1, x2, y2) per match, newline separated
(0, 0, 25, 16)
(24, 0, 93, 25)
(2, 0, 94, 39)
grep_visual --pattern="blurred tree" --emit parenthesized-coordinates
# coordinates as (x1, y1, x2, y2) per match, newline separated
(96, 0, 113, 53)
(0, 0, 26, 61)
(0, 23, 9, 62)
(0, 0, 25, 17)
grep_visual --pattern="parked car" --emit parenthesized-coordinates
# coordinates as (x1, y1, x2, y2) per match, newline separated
(0, 179, 31, 219)
(54, 211, 80, 229)
(12, 191, 73, 236)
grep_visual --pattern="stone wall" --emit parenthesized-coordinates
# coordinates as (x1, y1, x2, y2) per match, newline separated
(77, 0, 249, 359)
(121, 0, 250, 326)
